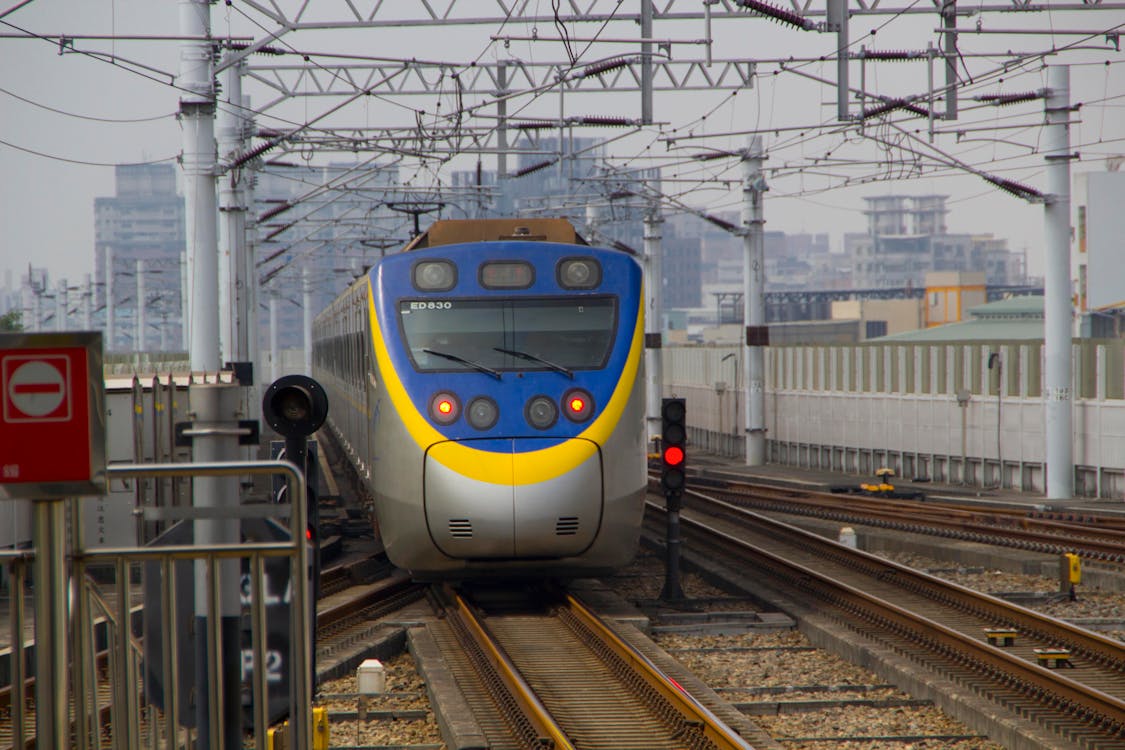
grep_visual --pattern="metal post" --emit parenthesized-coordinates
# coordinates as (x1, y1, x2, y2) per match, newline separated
(10, 559, 27, 750)
(270, 295, 280, 382)
(828, 0, 849, 121)
(218, 47, 249, 365)
(82, 273, 92, 329)
(68, 500, 92, 750)
(742, 137, 768, 465)
(189, 383, 244, 748)
(136, 258, 146, 351)
(245, 191, 260, 369)
(661, 497, 684, 601)
(1044, 65, 1073, 500)
(641, 0, 653, 124)
(181, 251, 190, 351)
(644, 203, 664, 450)
(105, 246, 115, 349)
(496, 61, 509, 215)
(180, 0, 220, 372)
(56, 279, 66, 332)
(941, 0, 958, 120)
(31, 287, 40, 333)
(33, 499, 69, 749)
(303, 267, 313, 374)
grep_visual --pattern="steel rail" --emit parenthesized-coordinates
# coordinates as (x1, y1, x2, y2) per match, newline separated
(447, 589, 574, 750)
(649, 493, 1125, 742)
(693, 476, 1125, 562)
(675, 490, 1125, 669)
(564, 594, 756, 750)
(316, 571, 424, 632)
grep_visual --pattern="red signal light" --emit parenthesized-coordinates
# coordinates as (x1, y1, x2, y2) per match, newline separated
(663, 445, 684, 466)
(430, 392, 461, 425)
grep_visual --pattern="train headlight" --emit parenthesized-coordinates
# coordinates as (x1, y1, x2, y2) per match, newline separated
(467, 397, 499, 430)
(557, 258, 601, 289)
(413, 260, 456, 291)
(562, 389, 594, 422)
(429, 392, 461, 425)
(525, 395, 558, 430)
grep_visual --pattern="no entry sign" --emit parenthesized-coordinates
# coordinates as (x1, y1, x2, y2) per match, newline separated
(0, 332, 106, 499)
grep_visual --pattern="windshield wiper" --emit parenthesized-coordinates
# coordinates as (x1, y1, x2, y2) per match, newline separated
(493, 347, 574, 379)
(423, 349, 502, 380)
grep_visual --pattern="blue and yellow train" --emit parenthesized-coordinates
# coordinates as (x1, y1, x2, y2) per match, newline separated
(312, 218, 647, 579)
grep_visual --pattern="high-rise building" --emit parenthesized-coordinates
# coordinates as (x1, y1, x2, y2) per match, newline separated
(848, 194, 1024, 289)
(94, 164, 186, 351)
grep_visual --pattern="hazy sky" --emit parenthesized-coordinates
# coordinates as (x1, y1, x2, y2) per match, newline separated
(2, 1, 1124, 291)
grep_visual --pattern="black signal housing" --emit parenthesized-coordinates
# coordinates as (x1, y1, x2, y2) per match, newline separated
(660, 397, 687, 499)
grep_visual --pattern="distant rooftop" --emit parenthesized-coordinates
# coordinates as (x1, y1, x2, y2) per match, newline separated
(881, 295, 1044, 342)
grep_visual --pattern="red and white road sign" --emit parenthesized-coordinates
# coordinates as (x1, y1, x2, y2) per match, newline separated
(3, 355, 71, 422)
(0, 333, 105, 498)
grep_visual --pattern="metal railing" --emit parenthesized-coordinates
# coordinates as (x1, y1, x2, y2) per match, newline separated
(2, 459, 312, 750)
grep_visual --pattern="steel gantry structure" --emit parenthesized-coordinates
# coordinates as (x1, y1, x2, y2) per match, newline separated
(183, 0, 1124, 497)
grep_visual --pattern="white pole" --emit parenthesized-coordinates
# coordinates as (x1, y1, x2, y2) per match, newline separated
(303, 267, 313, 375)
(217, 47, 248, 364)
(180, 0, 220, 372)
(55, 279, 66, 332)
(641, 0, 653, 124)
(742, 137, 768, 465)
(82, 273, 92, 329)
(1043, 65, 1073, 500)
(643, 202, 664, 450)
(136, 259, 146, 351)
(270, 295, 280, 383)
(105, 247, 114, 348)
(496, 61, 509, 215)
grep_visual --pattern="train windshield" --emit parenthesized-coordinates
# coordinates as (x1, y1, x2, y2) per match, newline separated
(399, 296, 617, 372)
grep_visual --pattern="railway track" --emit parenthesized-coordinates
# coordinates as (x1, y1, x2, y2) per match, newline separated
(425, 584, 764, 750)
(688, 475, 1125, 563)
(651, 488, 1125, 749)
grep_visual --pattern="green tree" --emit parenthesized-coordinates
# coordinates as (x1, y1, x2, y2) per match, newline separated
(0, 309, 23, 332)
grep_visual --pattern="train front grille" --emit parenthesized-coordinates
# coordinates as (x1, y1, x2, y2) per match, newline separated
(448, 519, 474, 538)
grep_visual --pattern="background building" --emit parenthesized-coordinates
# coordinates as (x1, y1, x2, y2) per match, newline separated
(1073, 164, 1125, 337)
(94, 164, 186, 351)
(847, 195, 1024, 289)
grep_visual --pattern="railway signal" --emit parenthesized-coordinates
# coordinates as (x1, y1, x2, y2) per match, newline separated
(660, 397, 687, 501)
(660, 397, 686, 601)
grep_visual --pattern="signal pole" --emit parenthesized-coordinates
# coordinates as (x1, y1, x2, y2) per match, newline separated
(742, 137, 768, 465)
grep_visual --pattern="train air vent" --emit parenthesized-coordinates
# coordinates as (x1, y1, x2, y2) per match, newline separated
(448, 519, 473, 539)
(555, 517, 580, 536)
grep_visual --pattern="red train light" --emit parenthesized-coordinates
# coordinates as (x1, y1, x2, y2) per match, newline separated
(429, 392, 460, 425)
(562, 388, 593, 422)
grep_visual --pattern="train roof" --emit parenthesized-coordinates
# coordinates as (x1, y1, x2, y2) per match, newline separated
(402, 218, 589, 250)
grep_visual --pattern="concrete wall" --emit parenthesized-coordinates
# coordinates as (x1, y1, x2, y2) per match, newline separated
(664, 340, 1125, 498)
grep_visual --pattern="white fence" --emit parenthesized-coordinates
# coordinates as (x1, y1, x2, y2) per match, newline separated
(663, 340, 1125, 499)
